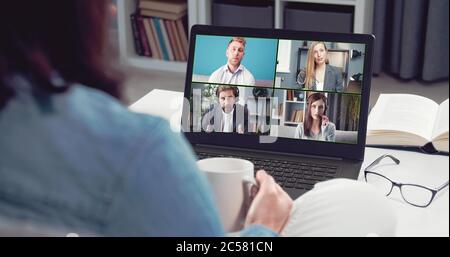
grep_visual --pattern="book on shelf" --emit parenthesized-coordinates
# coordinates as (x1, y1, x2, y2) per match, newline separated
(287, 90, 294, 101)
(136, 15, 151, 57)
(168, 20, 186, 60)
(289, 110, 303, 123)
(158, 18, 174, 61)
(139, 9, 187, 20)
(139, 0, 187, 14)
(130, 14, 144, 56)
(143, 18, 161, 59)
(294, 110, 304, 123)
(278, 103, 284, 117)
(290, 110, 296, 123)
(152, 18, 170, 60)
(129, 13, 188, 61)
(164, 20, 178, 61)
(367, 94, 449, 153)
(175, 17, 189, 59)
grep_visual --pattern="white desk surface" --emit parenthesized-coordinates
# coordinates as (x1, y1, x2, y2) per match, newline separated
(130, 89, 449, 237)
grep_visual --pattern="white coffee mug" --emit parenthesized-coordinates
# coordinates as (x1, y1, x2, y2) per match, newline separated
(197, 158, 256, 232)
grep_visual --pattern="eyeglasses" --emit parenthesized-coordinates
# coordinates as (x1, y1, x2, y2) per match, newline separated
(364, 155, 449, 208)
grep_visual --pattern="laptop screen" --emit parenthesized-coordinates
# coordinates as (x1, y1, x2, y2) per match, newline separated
(184, 32, 367, 146)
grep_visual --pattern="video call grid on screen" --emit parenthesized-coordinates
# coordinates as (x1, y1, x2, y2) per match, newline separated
(187, 34, 367, 145)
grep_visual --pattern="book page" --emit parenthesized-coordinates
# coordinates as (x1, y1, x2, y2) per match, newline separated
(432, 99, 449, 139)
(368, 94, 439, 141)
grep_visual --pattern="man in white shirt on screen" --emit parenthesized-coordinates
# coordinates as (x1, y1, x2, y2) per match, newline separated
(208, 37, 256, 86)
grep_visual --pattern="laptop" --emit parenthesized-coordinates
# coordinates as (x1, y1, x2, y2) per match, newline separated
(181, 25, 374, 199)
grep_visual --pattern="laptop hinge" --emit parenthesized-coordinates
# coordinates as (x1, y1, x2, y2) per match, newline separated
(194, 144, 346, 161)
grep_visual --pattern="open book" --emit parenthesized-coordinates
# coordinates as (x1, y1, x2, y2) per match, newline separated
(367, 94, 449, 153)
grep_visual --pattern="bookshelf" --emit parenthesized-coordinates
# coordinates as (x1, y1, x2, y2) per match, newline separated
(280, 90, 306, 126)
(117, 0, 196, 73)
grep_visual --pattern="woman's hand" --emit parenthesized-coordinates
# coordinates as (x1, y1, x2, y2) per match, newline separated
(245, 170, 293, 233)
(322, 115, 330, 126)
(206, 124, 214, 133)
(237, 124, 244, 134)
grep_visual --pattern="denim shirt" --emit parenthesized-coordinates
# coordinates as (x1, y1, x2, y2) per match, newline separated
(0, 76, 277, 237)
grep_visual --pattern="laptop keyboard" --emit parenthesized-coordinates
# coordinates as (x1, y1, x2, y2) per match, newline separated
(196, 151, 338, 191)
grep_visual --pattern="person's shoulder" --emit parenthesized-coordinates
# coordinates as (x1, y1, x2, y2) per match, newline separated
(67, 85, 169, 140)
(327, 65, 341, 74)
(234, 103, 248, 115)
(241, 65, 255, 84)
(210, 65, 226, 76)
(241, 65, 254, 75)
(205, 103, 220, 112)
(295, 123, 304, 138)
(208, 65, 226, 83)
(325, 122, 336, 131)
(236, 103, 246, 109)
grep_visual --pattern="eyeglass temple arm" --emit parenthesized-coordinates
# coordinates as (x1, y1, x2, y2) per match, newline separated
(384, 156, 449, 192)
(379, 155, 447, 192)
(436, 181, 449, 191)
(384, 155, 400, 164)
(368, 155, 400, 170)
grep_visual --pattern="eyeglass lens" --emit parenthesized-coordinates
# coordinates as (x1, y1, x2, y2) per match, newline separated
(400, 185, 434, 207)
(366, 173, 434, 207)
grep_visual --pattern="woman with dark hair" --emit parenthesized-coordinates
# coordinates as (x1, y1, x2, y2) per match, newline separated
(294, 93, 336, 142)
(0, 1, 292, 236)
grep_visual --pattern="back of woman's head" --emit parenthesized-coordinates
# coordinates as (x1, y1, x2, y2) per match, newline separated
(0, 0, 122, 109)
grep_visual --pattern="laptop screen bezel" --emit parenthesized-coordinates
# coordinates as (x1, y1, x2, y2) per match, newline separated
(183, 25, 374, 161)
